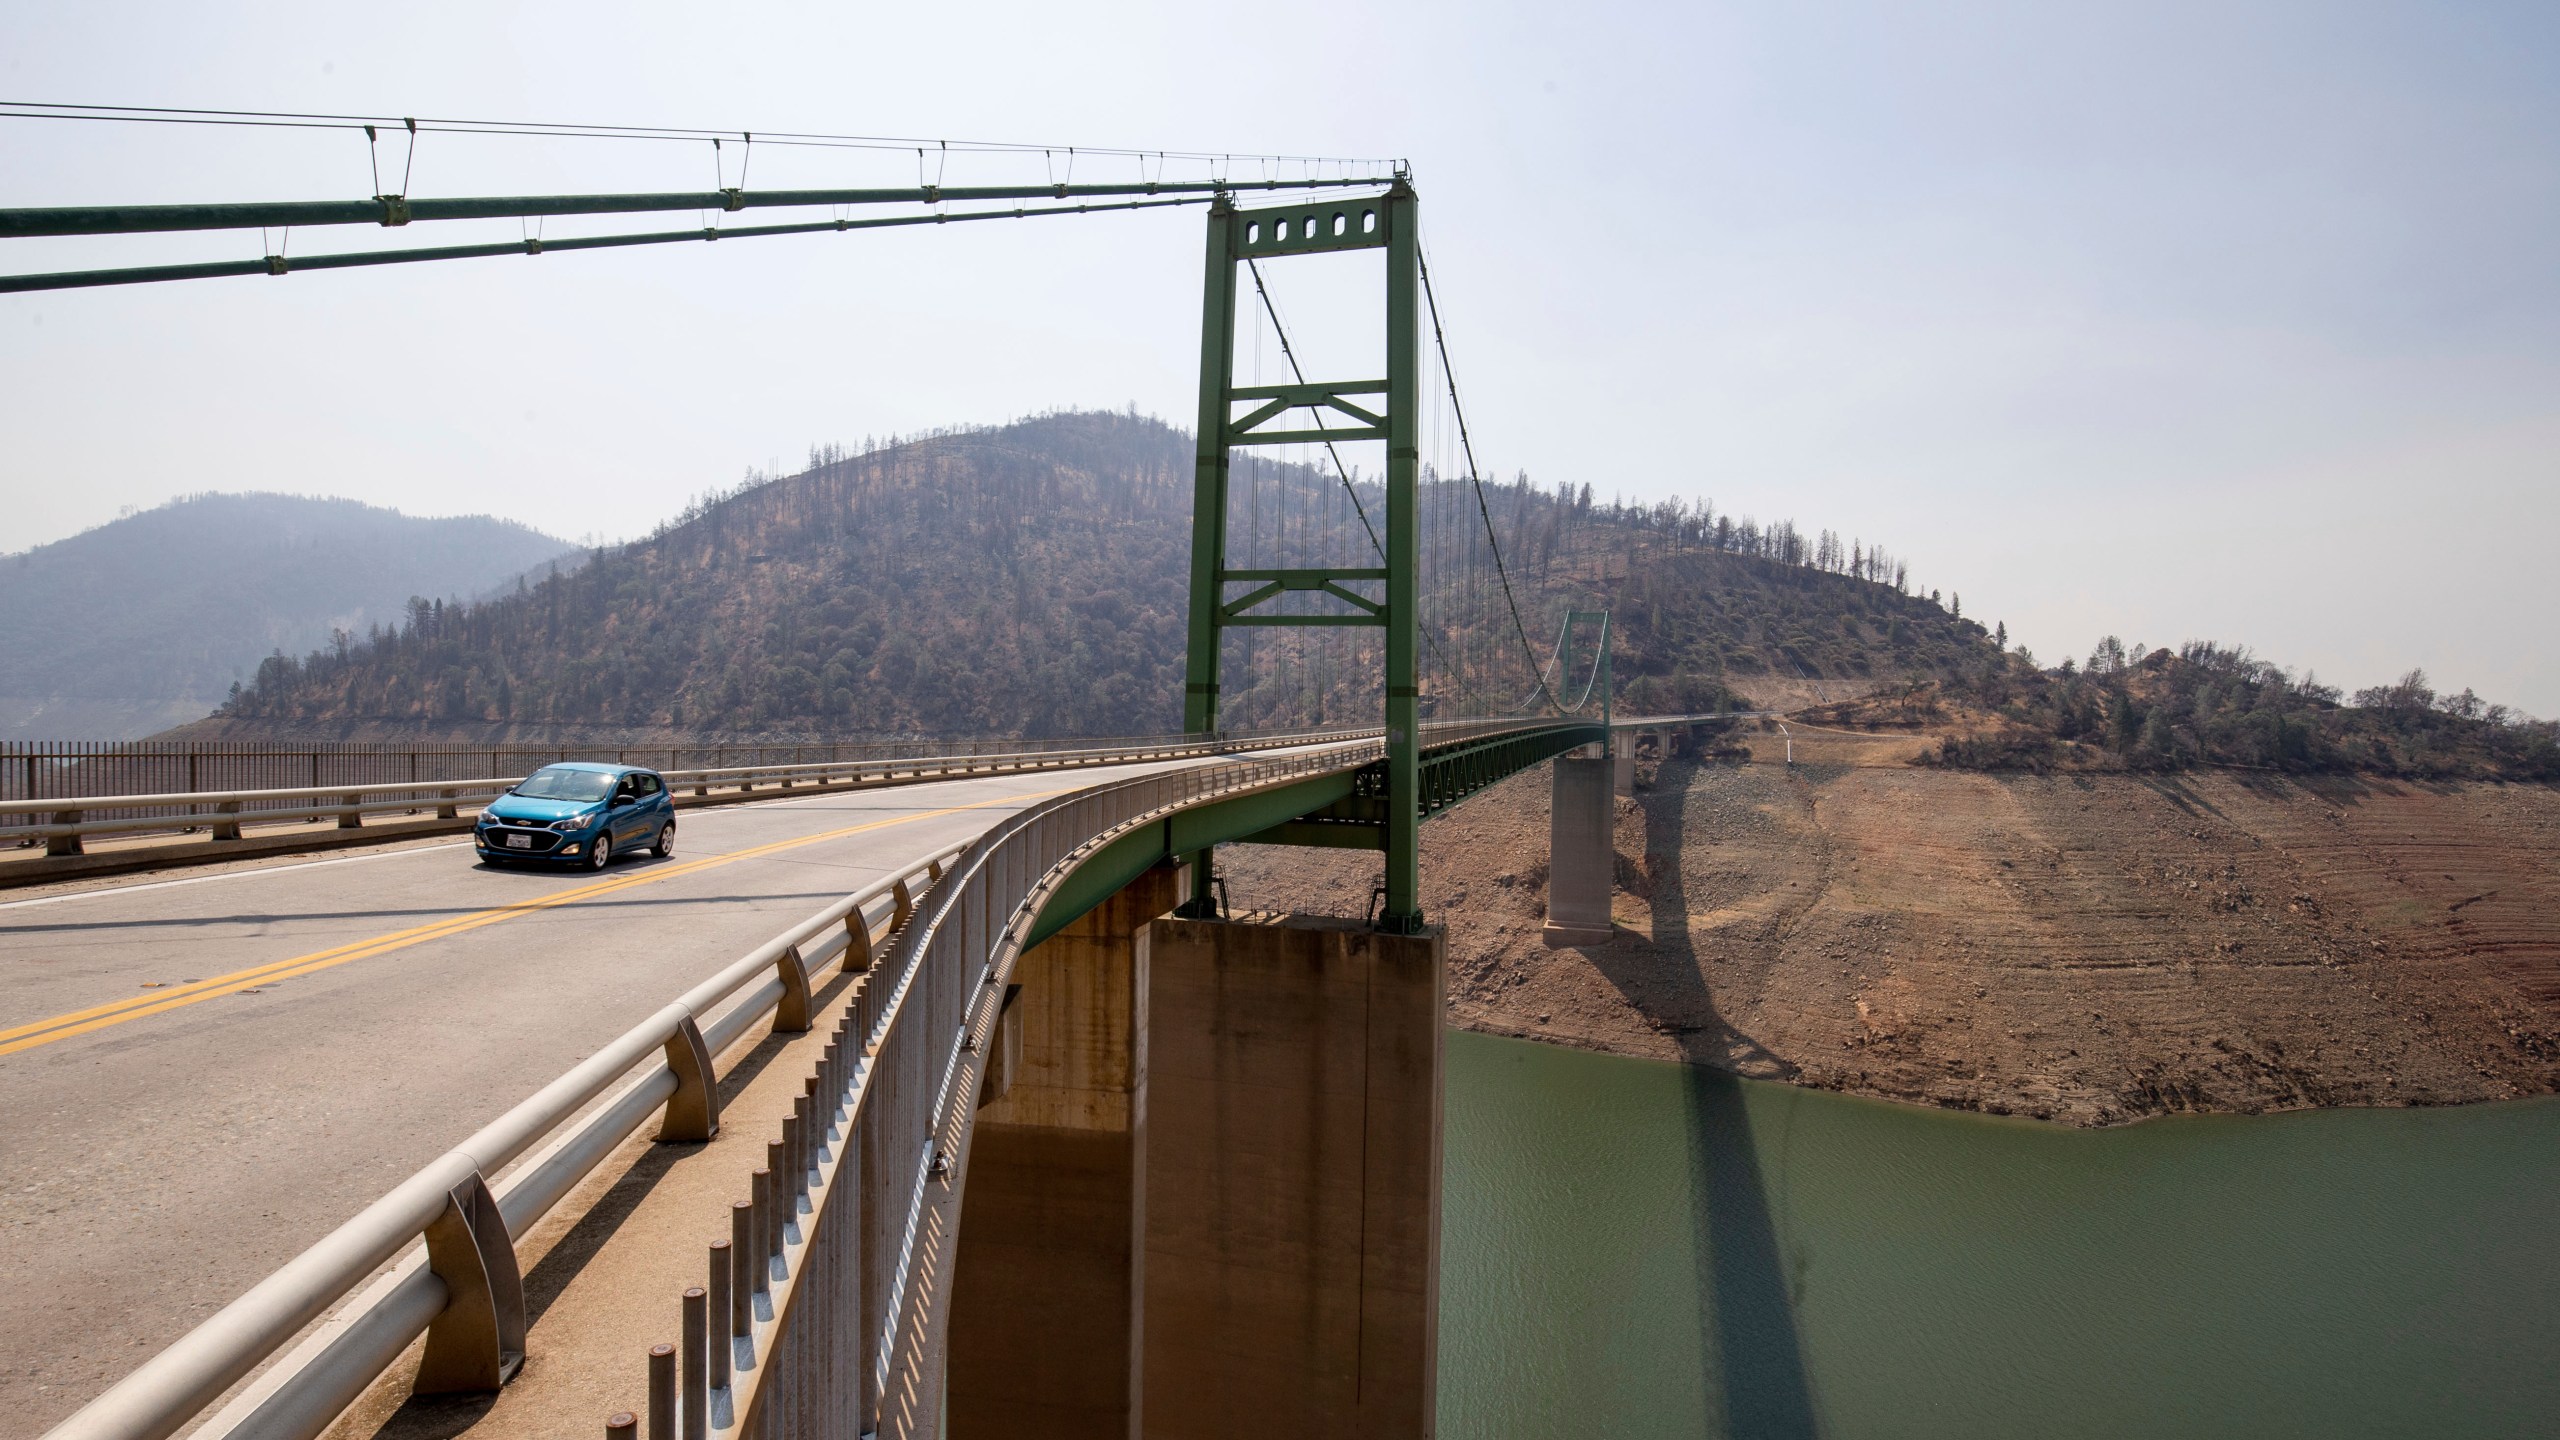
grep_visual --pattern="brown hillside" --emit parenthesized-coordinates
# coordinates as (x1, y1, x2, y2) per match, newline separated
(185, 411, 1998, 743)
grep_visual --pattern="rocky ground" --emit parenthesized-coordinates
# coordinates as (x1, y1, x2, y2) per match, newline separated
(1218, 732, 2560, 1126)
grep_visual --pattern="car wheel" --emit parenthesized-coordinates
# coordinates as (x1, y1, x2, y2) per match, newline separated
(587, 833, 612, 870)
(652, 822, 676, 859)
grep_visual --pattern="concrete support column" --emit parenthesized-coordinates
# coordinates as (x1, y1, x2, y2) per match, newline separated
(1141, 915, 1445, 1439)
(1545, 755, 1615, 946)
(1612, 735, 1637, 796)
(947, 863, 1181, 1439)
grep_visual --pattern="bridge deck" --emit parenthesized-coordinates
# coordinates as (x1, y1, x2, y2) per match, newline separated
(0, 755, 1240, 1435)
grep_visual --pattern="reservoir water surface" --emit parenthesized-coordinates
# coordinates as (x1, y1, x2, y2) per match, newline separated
(1437, 1030, 2560, 1438)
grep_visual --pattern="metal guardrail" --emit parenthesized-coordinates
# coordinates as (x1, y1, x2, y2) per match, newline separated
(618, 715, 1739, 1439)
(38, 713, 1713, 1440)
(627, 733, 1401, 1440)
(42, 844, 968, 1440)
(0, 732, 1291, 808)
(0, 730, 1372, 856)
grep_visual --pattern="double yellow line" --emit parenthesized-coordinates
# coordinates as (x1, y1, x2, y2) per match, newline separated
(0, 787, 1065, 1060)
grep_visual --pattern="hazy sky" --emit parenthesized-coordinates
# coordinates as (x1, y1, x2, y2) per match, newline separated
(4, 2, 2555, 712)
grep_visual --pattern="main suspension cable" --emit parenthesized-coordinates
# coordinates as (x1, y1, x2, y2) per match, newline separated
(0, 101, 1402, 170)
(1243, 256, 1383, 563)
(1240, 256, 1475, 710)
(1416, 236, 1570, 714)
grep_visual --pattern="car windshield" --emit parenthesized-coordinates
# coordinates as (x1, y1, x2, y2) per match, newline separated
(513, 767, 618, 803)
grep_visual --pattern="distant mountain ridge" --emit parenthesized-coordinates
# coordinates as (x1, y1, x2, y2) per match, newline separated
(0, 493, 574, 740)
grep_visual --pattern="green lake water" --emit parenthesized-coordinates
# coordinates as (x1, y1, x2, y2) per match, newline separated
(1437, 1030, 2560, 1438)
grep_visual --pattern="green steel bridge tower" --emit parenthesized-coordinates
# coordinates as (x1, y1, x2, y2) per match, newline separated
(1181, 178, 1425, 931)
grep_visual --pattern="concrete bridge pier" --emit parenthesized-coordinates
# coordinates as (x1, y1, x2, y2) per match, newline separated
(948, 872, 1447, 1439)
(948, 864, 1177, 1437)
(1545, 752, 1615, 946)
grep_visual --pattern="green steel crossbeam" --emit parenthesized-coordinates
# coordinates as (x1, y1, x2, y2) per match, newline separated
(1228, 424, 1389, 447)
(1226, 380, 1394, 445)
(1217, 568, 1385, 624)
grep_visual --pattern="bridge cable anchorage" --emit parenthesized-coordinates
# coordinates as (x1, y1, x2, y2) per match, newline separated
(1416, 233, 1572, 715)
(1243, 254, 1472, 703)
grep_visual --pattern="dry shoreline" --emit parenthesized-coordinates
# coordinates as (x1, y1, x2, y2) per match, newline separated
(1218, 742, 2560, 1128)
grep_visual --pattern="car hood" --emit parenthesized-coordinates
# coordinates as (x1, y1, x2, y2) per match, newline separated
(483, 795, 603, 825)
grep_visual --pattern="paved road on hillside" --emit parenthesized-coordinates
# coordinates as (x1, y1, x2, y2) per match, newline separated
(0, 755, 1242, 1432)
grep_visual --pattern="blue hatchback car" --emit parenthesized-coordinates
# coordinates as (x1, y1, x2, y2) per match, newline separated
(476, 762, 676, 869)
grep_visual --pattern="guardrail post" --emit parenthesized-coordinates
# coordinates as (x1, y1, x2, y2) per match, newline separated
(657, 1015, 721, 1142)
(47, 810, 82, 857)
(212, 799, 241, 842)
(891, 877, 915, 933)
(845, 908, 876, 973)
(774, 945, 815, 1034)
(413, 1169, 527, 1393)
(436, 788, 458, 821)
(337, 793, 364, 830)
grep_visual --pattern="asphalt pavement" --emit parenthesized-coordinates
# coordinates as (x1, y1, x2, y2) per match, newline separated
(0, 757, 1215, 1433)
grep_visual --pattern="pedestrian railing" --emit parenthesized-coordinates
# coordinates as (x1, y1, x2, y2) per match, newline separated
(600, 733, 1410, 1440)
(0, 729, 1372, 857)
(0, 730, 1332, 809)
(39, 714, 1680, 1440)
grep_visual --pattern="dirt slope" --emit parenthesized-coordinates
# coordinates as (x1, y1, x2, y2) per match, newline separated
(1219, 746, 2560, 1126)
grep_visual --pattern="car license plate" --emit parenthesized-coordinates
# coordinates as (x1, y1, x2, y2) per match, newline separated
(504, 834, 532, 849)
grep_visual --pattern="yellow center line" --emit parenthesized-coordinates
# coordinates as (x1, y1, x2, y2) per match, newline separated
(0, 785, 1078, 1060)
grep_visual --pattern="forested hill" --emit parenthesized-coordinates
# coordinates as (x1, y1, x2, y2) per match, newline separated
(1, 494, 571, 741)
(205, 411, 2001, 741)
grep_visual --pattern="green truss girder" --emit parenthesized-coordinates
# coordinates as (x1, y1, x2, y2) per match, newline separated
(1022, 722, 1603, 949)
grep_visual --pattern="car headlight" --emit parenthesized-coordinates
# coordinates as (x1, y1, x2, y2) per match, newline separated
(551, 814, 594, 832)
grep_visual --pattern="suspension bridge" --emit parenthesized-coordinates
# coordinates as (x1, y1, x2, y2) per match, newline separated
(2, 105, 1734, 1440)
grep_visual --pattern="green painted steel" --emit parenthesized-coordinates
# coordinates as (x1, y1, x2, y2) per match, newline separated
(1382, 181, 1423, 931)
(1180, 193, 1242, 914)
(0, 197, 1215, 296)
(1022, 768, 1360, 949)
(1023, 719, 1598, 947)
(1177, 177, 1428, 928)
(0, 177, 1384, 240)
(1271, 722, 1604, 839)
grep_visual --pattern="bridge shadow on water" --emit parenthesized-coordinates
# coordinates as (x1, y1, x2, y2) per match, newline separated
(1582, 756, 1821, 1439)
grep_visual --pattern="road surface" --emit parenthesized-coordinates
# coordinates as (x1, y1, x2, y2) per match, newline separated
(0, 755, 1227, 1432)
